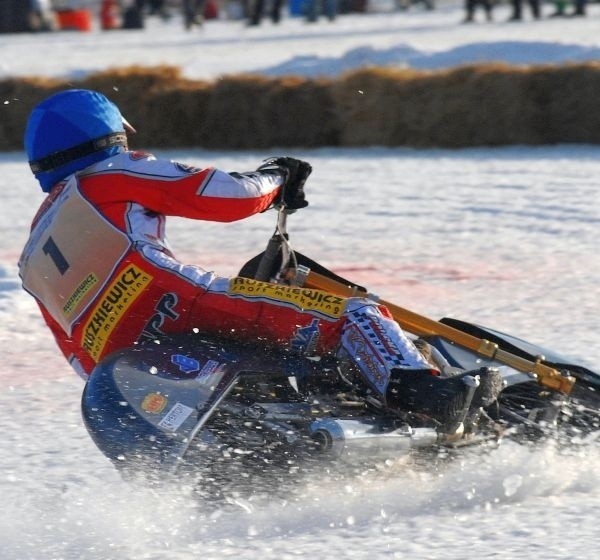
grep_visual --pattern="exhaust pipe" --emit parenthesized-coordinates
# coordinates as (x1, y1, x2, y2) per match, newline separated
(310, 418, 438, 460)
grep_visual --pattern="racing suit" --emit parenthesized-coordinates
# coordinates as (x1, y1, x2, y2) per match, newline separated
(19, 151, 431, 398)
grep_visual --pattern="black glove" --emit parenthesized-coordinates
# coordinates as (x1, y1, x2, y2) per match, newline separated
(259, 157, 312, 210)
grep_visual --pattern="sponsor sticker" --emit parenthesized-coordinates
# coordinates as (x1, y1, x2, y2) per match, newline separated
(171, 354, 200, 374)
(128, 150, 153, 161)
(141, 392, 167, 414)
(158, 402, 194, 432)
(343, 323, 388, 393)
(138, 293, 180, 344)
(63, 273, 98, 316)
(81, 264, 153, 361)
(291, 318, 321, 354)
(229, 277, 346, 319)
(196, 359, 221, 383)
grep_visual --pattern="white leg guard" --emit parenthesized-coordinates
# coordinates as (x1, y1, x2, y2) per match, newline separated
(338, 300, 433, 396)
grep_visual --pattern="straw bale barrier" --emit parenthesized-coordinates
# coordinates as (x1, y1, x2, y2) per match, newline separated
(2, 62, 600, 151)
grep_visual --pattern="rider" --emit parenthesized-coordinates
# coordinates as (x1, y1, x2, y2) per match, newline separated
(19, 89, 497, 441)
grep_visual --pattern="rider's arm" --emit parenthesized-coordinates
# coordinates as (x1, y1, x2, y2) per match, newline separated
(79, 153, 285, 222)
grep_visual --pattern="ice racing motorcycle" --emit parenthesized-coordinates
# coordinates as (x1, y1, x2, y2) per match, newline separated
(82, 210, 600, 488)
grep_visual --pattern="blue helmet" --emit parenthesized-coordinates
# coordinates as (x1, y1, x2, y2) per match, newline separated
(24, 89, 130, 192)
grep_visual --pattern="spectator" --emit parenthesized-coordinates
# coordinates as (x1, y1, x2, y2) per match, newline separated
(508, 0, 540, 20)
(463, 0, 493, 22)
(395, 0, 434, 10)
(551, 0, 586, 15)
(183, 0, 206, 28)
(572, 0, 587, 15)
(306, 0, 338, 22)
(147, 0, 170, 18)
(550, 0, 567, 15)
(247, 0, 284, 25)
(121, 0, 145, 29)
(29, 0, 56, 31)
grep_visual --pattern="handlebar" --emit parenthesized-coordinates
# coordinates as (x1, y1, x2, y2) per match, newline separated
(253, 208, 293, 282)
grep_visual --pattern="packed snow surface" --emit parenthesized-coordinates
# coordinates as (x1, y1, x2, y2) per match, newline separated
(1, 3, 599, 559)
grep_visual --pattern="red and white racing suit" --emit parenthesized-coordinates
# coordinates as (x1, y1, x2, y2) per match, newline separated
(19, 151, 431, 396)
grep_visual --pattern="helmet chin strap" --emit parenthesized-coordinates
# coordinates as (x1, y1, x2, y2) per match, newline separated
(29, 132, 128, 174)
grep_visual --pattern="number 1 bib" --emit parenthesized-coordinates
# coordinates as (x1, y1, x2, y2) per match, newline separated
(19, 180, 131, 335)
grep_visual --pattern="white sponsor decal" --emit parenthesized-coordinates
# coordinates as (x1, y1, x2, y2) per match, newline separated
(158, 402, 194, 432)
(196, 359, 221, 383)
